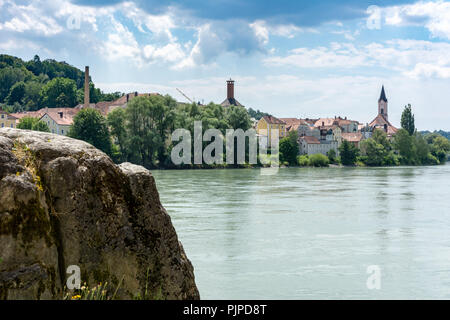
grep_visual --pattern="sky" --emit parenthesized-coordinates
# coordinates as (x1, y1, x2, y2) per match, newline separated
(1, 0, 450, 130)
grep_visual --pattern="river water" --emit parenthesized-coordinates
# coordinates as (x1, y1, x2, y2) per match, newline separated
(152, 164, 450, 299)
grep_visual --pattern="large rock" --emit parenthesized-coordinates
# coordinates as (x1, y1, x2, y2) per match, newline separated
(0, 128, 199, 300)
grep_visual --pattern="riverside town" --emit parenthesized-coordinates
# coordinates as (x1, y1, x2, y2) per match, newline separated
(1, 0, 450, 312)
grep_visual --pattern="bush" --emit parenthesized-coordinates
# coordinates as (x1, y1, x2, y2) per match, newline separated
(327, 149, 337, 163)
(355, 160, 366, 167)
(308, 153, 329, 167)
(426, 153, 440, 165)
(382, 152, 400, 166)
(297, 155, 309, 166)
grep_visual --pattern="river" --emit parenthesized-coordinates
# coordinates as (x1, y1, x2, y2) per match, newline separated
(152, 164, 450, 299)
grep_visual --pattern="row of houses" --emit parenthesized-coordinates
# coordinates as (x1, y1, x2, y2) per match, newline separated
(1, 66, 161, 136)
(2, 67, 398, 160)
(255, 86, 398, 156)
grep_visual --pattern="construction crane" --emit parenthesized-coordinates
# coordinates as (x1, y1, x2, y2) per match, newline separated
(176, 88, 193, 103)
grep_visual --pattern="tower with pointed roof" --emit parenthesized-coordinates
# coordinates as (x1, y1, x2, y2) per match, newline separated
(378, 85, 388, 121)
(369, 85, 397, 136)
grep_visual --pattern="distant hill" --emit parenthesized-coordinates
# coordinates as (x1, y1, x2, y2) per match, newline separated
(420, 130, 450, 140)
(0, 54, 122, 112)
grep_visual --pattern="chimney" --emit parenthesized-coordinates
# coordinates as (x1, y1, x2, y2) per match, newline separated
(135, 91, 138, 97)
(58, 112, 63, 119)
(227, 79, 234, 100)
(84, 66, 89, 108)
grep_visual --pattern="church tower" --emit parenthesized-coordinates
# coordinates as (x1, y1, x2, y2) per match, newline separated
(378, 85, 388, 121)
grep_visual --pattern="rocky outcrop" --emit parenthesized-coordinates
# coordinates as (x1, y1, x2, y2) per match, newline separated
(0, 128, 199, 300)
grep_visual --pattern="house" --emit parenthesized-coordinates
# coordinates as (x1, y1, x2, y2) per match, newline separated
(314, 116, 359, 133)
(299, 135, 338, 156)
(279, 118, 307, 133)
(39, 109, 76, 135)
(369, 86, 398, 137)
(256, 115, 286, 147)
(220, 79, 243, 107)
(342, 132, 363, 148)
(0, 108, 17, 129)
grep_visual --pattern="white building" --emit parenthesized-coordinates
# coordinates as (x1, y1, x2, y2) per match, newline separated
(39, 111, 74, 136)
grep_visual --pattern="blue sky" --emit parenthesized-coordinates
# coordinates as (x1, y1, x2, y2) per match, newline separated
(1, 0, 450, 130)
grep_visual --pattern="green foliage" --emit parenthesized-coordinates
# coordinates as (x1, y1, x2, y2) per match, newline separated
(16, 117, 50, 132)
(297, 155, 309, 166)
(394, 128, 416, 164)
(280, 131, 299, 165)
(326, 149, 337, 163)
(226, 105, 252, 130)
(40, 77, 78, 108)
(425, 133, 450, 163)
(247, 107, 270, 120)
(308, 153, 329, 167)
(338, 140, 359, 165)
(6, 81, 26, 105)
(112, 95, 177, 167)
(0, 54, 122, 111)
(401, 104, 415, 135)
(69, 108, 112, 155)
(107, 108, 127, 162)
(360, 138, 387, 166)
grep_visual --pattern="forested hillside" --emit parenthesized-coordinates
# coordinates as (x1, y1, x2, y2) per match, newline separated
(0, 54, 122, 112)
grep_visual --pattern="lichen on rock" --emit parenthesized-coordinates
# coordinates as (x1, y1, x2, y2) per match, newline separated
(0, 128, 199, 300)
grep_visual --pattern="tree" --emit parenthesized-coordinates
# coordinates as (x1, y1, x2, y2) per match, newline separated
(69, 108, 112, 155)
(6, 81, 26, 105)
(280, 131, 299, 165)
(327, 149, 337, 163)
(372, 129, 391, 150)
(401, 104, 415, 135)
(360, 138, 386, 166)
(226, 105, 252, 130)
(17, 116, 50, 132)
(108, 108, 128, 162)
(339, 140, 359, 165)
(125, 95, 177, 167)
(40, 77, 78, 108)
(394, 128, 416, 164)
(413, 133, 430, 165)
(428, 134, 450, 163)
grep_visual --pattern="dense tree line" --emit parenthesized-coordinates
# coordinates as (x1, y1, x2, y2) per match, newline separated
(69, 95, 255, 168)
(0, 54, 122, 113)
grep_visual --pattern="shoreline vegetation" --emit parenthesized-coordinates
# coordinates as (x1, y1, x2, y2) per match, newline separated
(1, 54, 449, 170)
(72, 98, 450, 170)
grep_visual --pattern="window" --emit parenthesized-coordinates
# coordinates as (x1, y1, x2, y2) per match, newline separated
(1, 123, 4, 128)
(11, 124, 13, 128)
(1, 114, 4, 119)
(62, 129, 64, 134)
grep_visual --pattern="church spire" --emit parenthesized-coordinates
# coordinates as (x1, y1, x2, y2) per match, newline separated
(379, 85, 387, 103)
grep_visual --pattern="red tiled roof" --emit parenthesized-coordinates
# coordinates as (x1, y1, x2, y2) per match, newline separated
(342, 132, 363, 142)
(300, 136, 320, 144)
(112, 92, 160, 106)
(369, 114, 398, 135)
(262, 115, 286, 125)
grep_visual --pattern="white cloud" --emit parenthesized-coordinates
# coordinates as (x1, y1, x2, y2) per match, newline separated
(265, 39, 450, 79)
(0, 0, 63, 36)
(378, 0, 450, 40)
(120, 1, 177, 42)
(143, 43, 185, 63)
